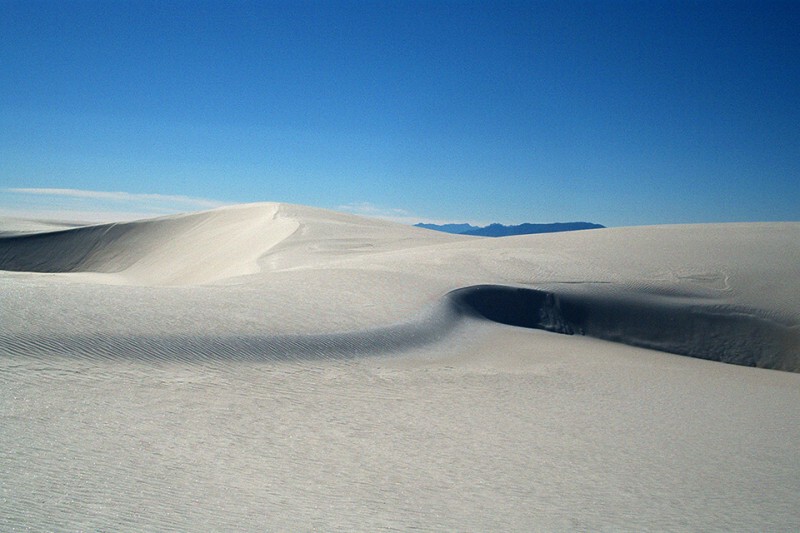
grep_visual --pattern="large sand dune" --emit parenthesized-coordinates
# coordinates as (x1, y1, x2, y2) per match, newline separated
(2, 203, 799, 530)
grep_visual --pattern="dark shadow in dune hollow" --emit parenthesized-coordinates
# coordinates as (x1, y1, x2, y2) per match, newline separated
(449, 285, 799, 372)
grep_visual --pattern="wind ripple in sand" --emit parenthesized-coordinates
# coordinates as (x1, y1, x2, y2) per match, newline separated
(2, 284, 797, 372)
(0, 301, 462, 363)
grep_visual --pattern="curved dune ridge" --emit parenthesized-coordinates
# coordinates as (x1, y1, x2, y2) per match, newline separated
(1, 202, 798, 372)
(2, 283, 797, 372)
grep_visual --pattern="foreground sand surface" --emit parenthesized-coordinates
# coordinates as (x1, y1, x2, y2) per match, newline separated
(1, 203, 799, 530)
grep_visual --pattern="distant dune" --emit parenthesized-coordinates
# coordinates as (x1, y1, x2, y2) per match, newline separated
(2, 203, 799, 530)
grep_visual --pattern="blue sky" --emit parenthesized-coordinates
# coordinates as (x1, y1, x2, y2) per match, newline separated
(1, 0, 798, 226)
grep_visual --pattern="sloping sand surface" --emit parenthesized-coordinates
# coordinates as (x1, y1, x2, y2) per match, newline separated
(2, 203, 799, 530)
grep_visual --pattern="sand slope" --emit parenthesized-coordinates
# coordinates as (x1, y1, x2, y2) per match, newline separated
(2, 203, 799, 530)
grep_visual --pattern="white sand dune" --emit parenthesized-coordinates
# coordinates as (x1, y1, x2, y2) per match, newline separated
(0, 203, 302, 285)
(1, 203, 799, 530)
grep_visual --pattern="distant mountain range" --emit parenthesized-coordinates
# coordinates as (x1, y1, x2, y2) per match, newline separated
(415, 221, 605, 237)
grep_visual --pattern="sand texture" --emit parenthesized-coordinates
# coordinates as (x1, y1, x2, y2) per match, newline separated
(2, 203, 799, 530)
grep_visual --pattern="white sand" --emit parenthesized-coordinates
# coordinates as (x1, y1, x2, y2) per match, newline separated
(1, 203, 799, 530)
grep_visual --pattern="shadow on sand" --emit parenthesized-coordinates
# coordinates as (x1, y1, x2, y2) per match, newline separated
(449, 285, 799, 372)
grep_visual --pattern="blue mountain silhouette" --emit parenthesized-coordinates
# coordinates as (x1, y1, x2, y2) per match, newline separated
(415, 221, 604, 237)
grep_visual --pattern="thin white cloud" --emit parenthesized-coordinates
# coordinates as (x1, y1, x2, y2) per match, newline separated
(337, 202, 411, 218)
(7, 188, 225, 209)
(336, 202, 475, 226)
(0, 188, 228, 223)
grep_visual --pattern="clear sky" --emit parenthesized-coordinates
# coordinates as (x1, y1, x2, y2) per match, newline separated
(2, 0, 798, 226)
